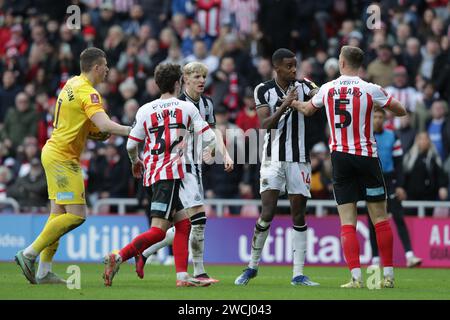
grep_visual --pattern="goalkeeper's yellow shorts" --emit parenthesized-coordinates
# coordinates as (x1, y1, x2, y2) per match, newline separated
(41, 145, 86, 205)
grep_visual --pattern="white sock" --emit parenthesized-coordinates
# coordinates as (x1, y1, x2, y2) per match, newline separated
(292, 225, 307, 277)
(351, 268, 362, 280)
(37, 261, 52, 279)
(142, 227, 175, 258)
(176, 272, 189, 281)
(371, 256, 380, 265)
(190, 223, 206, 276)
(23, 246, 38, 259)
(384, 267, 394, 278)
(405, 251, 414, 260)
(248, 219, 270, 270)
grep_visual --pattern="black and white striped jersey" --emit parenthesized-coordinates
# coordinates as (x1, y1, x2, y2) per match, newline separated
(179, 91, 216, 174)
(255, 79, 318, 163)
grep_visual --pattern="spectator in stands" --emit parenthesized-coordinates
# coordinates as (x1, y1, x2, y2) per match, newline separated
(121, 99, 139, 126)
(139, 77, 160, 105)
(367, 44, 397, 87)
(140, 0, 171, 35)
(203, 106, 247, 214)
(385, 66, 420, 129)
(87, 143, 131, 206)
(7, 157, 47, 212)
(122, 4, 148, 37)
(0, 165, 13, 201)
(14, 136, 40, 178)
(426, 100, 450, 161)
(403, 132, 448, 214)
(185, 39, 219, 87)
(255, 58, 273, 83)
(94, 2, 118, 47)
(222, 33, 258, 86)
(309, 142, 332, 200)
(211, 55, 246, 121)
(396, 111, 417, 154)
(103, 25, 126, 67)
(161, 45, 185, 66)
(0, 70, 22, 123)
(236, 87, 260, 133)
(181, 21, 211, 57)
(402, 37, 422, 85)
(139, 38, 166, 76)
(1, 92, 37, 156)
(117, 78, 138, 119)
(257, 0, 296, 54)
(116, 36, 148, 84)
(420, 36, 441, 79)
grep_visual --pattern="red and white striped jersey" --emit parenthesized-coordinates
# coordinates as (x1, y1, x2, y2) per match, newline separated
(312, 75, 393, 157)
(128, 97, 215, 186)
(196, 0, 221, 37)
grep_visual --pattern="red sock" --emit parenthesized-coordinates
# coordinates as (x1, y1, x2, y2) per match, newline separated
(119, 227, 165, 262)
(375, 220, 393, 267)
(341, 224, 360, 270)
(173, 219, 191, 273)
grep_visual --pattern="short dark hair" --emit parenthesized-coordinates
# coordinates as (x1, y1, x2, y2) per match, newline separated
(272, 48, 295, 66)
(154, 63, 182, 94)
(80, 47, 106, 72)
(340, 45, 364, 70)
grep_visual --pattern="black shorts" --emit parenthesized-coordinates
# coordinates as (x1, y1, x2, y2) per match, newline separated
(146, 179, 184, 221)
(331, 151, 386, 205)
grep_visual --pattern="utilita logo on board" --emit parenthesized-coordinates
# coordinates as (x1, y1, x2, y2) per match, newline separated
(238, 225, 372, 265)
(66, 225, 141, 260)
(0, 234, 26, 248)
(429, 224, 450, 260)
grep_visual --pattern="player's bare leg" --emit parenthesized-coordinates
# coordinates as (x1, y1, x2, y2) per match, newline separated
(235, 190, 277, 285)
(368, 200, 394, 288)
(338, 202, 363, 288)
(288, 194, 319, 286)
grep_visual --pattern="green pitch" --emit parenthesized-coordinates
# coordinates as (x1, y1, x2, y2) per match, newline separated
(0, 262, 449, 300)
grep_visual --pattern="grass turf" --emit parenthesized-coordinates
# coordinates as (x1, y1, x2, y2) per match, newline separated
(0, 262, 449, 300)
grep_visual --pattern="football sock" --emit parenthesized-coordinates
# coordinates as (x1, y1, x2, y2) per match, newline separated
(341, 224, 361, 277)
(24, 213, 85, 259)
(405, 251, 414, 260)
(37, 213, 61, 278)
(142, 226, 175, 258)
(375, 220, 394, 276)
(190, 212, 207, 276)
(173, 218, 191, 273)
(119, 227, 165, 262)
(292, 224, 307, 277)
(248, 218, 271, 269)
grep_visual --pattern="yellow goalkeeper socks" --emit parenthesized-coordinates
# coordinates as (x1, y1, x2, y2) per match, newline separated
(40, 213, 62, 263)
(24, 213, 85, 258)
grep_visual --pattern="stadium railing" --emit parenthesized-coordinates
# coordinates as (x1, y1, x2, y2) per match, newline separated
(91, 198, 450, 218)
(0, 198, 21, 213)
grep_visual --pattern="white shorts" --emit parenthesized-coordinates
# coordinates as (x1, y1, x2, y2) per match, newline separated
(179, 171, 204, 209)
(259, 161, 311, 197)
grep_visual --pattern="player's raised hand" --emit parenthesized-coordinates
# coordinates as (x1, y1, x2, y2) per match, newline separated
(131, 159, 144, 179)
(283, 87, 297, 108)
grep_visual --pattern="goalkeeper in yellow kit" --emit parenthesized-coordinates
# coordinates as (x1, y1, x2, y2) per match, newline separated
(15, 47, 133, 284)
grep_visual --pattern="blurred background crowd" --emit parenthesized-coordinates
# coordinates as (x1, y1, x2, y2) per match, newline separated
(0, 0, 450, 216)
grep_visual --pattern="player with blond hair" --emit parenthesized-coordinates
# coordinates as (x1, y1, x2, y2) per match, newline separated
(135, 62, 234, 283)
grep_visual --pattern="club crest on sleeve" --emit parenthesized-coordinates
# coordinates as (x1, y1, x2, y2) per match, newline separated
(90, 93, 100, 103)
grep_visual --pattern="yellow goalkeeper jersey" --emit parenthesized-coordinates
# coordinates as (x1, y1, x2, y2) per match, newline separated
(45, 74, 105, 160)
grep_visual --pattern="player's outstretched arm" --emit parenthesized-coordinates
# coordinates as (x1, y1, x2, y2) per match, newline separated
(384, 98, 407, 117)
(90, 112, 131, 136)
(212, 128, 234, 172)
(291, 100, 318, 116)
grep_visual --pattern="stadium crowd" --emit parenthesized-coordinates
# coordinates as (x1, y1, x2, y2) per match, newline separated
(0, 0, 450, 216)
